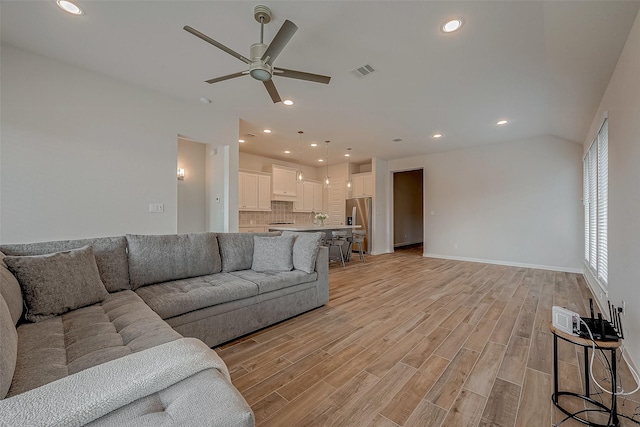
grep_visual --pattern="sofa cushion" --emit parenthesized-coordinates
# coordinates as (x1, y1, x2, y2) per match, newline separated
(4, 246, 109, 322)
(230, 269, 318, 294)
(7, 290, 181, 397)
(282, 231, 324, 274)
(252, 235, 295, 272)
(0, 295, 18, 399)
(126, 233, 221, 290)
(0, 236, 130, 293)
(217, 232, 280, 273)
(135, 273, 259, 320)
(0, 252, 23, 325)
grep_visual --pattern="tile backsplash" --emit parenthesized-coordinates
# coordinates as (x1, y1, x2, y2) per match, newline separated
(239, 201, 316, 226)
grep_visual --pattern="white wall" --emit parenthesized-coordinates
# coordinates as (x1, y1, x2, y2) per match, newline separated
(387, 136, 583, 272)
(583, 12, 640, 366)
(0, 45, 238, 243)
(372, 157, 390, 255)
(177, 138, 206, 233)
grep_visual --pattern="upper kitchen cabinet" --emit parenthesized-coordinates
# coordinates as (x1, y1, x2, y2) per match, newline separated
(270, 165, 297, 201)
(352, 172, 374, 197)
(294, 180, 323, 212)
(239, 171, 271, 211)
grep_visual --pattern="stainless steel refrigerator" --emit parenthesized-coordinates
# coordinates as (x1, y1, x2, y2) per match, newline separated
(346, 197, 372, 253)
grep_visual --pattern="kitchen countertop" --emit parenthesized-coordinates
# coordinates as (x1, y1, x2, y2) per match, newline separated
(267, 224, 361, 231)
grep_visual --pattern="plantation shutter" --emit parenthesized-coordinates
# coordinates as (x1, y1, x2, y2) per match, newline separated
(583, 118, 608, 289)
(597, 120, 608, 283)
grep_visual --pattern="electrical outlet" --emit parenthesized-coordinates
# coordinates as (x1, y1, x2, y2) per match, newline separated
(453, 243, 459, 250)
(148, 203, 164, 213)
(622, 300, 626, 314)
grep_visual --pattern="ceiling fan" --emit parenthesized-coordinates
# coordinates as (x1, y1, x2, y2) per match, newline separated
(184, 5, 331, 104)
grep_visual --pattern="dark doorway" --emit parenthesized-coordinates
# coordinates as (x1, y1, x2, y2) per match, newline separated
(393, 169, 424, 248)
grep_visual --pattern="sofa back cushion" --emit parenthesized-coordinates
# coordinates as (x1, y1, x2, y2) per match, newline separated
(0, 236, 130, 293)
(3, 246, 109, 322)
(126, 233, 221, 289)
(252, 235, 295, 272)
(217, 232, 281, 273)
(0, 252, 23, 325)
(281, 231, 324, 274)
(0, 294, 18, 399)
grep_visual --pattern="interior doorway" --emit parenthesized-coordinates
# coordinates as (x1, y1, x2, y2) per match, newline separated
(393, 169, 424, 249)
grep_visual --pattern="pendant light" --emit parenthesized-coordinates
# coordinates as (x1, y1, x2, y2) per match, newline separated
(296, 131, 304, 182)
(324, 141, 331, 188)
(346, 148, 352, 191)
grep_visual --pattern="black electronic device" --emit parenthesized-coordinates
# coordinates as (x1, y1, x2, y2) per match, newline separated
(577, 298, 622, 342)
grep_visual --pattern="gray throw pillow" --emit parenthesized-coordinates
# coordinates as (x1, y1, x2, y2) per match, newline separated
(282, 231, 323, 274)
(252, 235, 295, 272)
(0, 295, 17, 399)
(3, 246, 109, 322)
(218, 232, 281, 272)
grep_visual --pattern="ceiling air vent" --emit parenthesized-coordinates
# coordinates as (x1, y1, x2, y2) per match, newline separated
(351, 64, 376, 78)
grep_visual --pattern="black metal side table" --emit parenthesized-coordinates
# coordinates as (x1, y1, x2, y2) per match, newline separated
(550, 324, 621, 427)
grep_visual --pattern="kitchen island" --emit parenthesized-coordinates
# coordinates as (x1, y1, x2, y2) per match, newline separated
(267, 224, 361, 232)
(268, 224, 361, 263)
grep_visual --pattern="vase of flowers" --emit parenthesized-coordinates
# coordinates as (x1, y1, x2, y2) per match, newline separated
(315, 212, 328, 226)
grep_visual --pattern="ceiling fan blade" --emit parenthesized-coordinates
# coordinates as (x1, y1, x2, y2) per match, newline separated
(274, 68, 331, 84)
(263, 79, 282, 103)
(205, 71, 247, 84)
(261, 20, 298, 65)
(183, 25, 250, 64)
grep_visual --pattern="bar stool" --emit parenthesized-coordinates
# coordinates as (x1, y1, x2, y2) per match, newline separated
(348, 230, 366, 262)
(326, 230, 347, 267)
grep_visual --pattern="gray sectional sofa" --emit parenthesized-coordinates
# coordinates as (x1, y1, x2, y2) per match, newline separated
(0, 231, 328, 426)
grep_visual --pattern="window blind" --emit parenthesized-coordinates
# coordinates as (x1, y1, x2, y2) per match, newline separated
(583, 118, 608, 289)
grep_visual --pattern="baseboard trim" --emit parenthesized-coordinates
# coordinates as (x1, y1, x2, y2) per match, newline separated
(423, 253, 583, 274)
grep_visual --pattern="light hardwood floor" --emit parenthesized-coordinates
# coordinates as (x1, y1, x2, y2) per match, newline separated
(216, 246, 640, 427)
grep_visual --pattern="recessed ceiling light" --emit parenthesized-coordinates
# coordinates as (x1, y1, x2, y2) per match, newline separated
(284, 150, 291, 154)
(238, 139, 245, 143)
(283, 99, 294, 106)
(496, 120, 508, 125)
(392, 138, 403, 142)
(56, 0, 83, 15)
(310, 143, 317, 147)
(433, 134, 443, 139)
(199, 97, 211, 104)
(318, 159, 324, 162)
(442, 19, 463, 33)
(263, 129, 272, 133)
(344, 153, 350, 157)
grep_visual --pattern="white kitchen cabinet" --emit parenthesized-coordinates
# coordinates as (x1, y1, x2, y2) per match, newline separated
(293, 180, 323, 212)
(271, 165, 297, 201)
(327, 178, 346, 224)
(239, 171, 271, 211)
(257, 175, 271, 210)
(352, 173, 374, 197)
(313, 182, 323, 212)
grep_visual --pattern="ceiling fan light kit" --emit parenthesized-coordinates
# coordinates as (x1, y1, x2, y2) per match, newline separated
(184, 5, 331, 103)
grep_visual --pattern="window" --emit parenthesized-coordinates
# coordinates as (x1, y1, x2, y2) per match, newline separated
(583, 118, 608, 288)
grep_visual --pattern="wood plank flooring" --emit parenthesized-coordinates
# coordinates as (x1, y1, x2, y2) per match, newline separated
(215, 246, 640, 426)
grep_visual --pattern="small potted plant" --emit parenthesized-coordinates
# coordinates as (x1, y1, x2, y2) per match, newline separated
(315, 212, 328, 226)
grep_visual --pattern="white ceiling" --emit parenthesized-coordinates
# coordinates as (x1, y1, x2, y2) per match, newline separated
(1, 1, 639, 167)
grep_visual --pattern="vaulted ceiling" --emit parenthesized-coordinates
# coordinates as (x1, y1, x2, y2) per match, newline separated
(1, 1, 638, 166)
